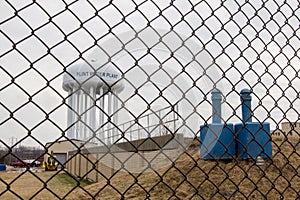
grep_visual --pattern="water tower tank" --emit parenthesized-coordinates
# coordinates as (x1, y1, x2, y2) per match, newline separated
(62, 63, 79, 92)
(63, 61, 124, 93)
(97, 63, 124, 93)
(63, 62, 105, 92)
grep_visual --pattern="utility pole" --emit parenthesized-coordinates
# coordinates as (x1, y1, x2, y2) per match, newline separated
(9, 137, 17, 163)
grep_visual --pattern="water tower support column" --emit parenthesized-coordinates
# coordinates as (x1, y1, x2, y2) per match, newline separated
(67, 90, 73, 138)
(70, 88, 77, 139)
(75, 91, 80, 139)
(107, 92, 112, 145)
(83, 92, 88, 139)
(79, 90, 85, 140)
(89, 86, 96, 141)
(99, 87, 105, 144)
(113, 92, 119, 143)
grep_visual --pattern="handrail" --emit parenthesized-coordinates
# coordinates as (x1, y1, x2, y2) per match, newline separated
(86, 104, 179, 145)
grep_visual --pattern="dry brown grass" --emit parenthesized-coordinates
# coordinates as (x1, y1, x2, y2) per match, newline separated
(1, 139, 299, 199)
(0, 170, 90, 200)
(66, 139, 300, 199)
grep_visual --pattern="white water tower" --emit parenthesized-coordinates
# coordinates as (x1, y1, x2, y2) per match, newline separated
(62, 61, 124, 144)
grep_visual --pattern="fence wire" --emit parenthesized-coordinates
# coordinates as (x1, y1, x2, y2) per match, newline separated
(0, 0, 299, 199)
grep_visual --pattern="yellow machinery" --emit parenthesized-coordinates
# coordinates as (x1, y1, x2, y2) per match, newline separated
(42, 151, 58, 171)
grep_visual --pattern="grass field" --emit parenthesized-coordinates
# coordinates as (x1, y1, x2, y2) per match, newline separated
(0, 170, 91, 200)
(1, 138, 299, 199)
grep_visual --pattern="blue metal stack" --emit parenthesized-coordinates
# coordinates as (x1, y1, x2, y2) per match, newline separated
(200, 89, 235, 159)
(0, 164, 6, 171)
(200, 88, 272, 160)
(235, 89, 272, 159)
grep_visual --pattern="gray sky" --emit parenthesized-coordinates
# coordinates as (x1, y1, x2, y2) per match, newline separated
(0, 0, 299, 147)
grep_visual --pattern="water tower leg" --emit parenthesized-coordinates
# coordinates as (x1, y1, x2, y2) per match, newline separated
(84, 93, 88, 140)
(107, 92, 112, 145)
(89, 87, 96, 142)
(99, 88, 104, 144)
(113, 93, 118, 143)
(71, 88, 77, 139)
(79, 90, 85, 140)
(75, 91, 80, 140)
(67, 90, 73, 138)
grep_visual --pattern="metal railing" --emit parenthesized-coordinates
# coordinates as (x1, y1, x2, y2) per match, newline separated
(87, 104, 180, 145)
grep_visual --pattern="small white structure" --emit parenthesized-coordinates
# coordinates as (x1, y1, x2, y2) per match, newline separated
(62, 62, 124, 145)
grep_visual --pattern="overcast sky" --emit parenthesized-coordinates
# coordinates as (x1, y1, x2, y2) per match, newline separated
(0, 0, 299, 147)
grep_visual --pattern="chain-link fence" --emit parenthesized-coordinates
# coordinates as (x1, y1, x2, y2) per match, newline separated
(0, 0, 299, 199)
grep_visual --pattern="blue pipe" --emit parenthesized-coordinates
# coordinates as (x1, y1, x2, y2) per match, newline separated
(240, 89, 252, 123)
(211, 88, 222, 124)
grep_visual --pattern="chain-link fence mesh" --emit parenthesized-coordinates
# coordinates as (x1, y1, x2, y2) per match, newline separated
(0, 0, 299, 199)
